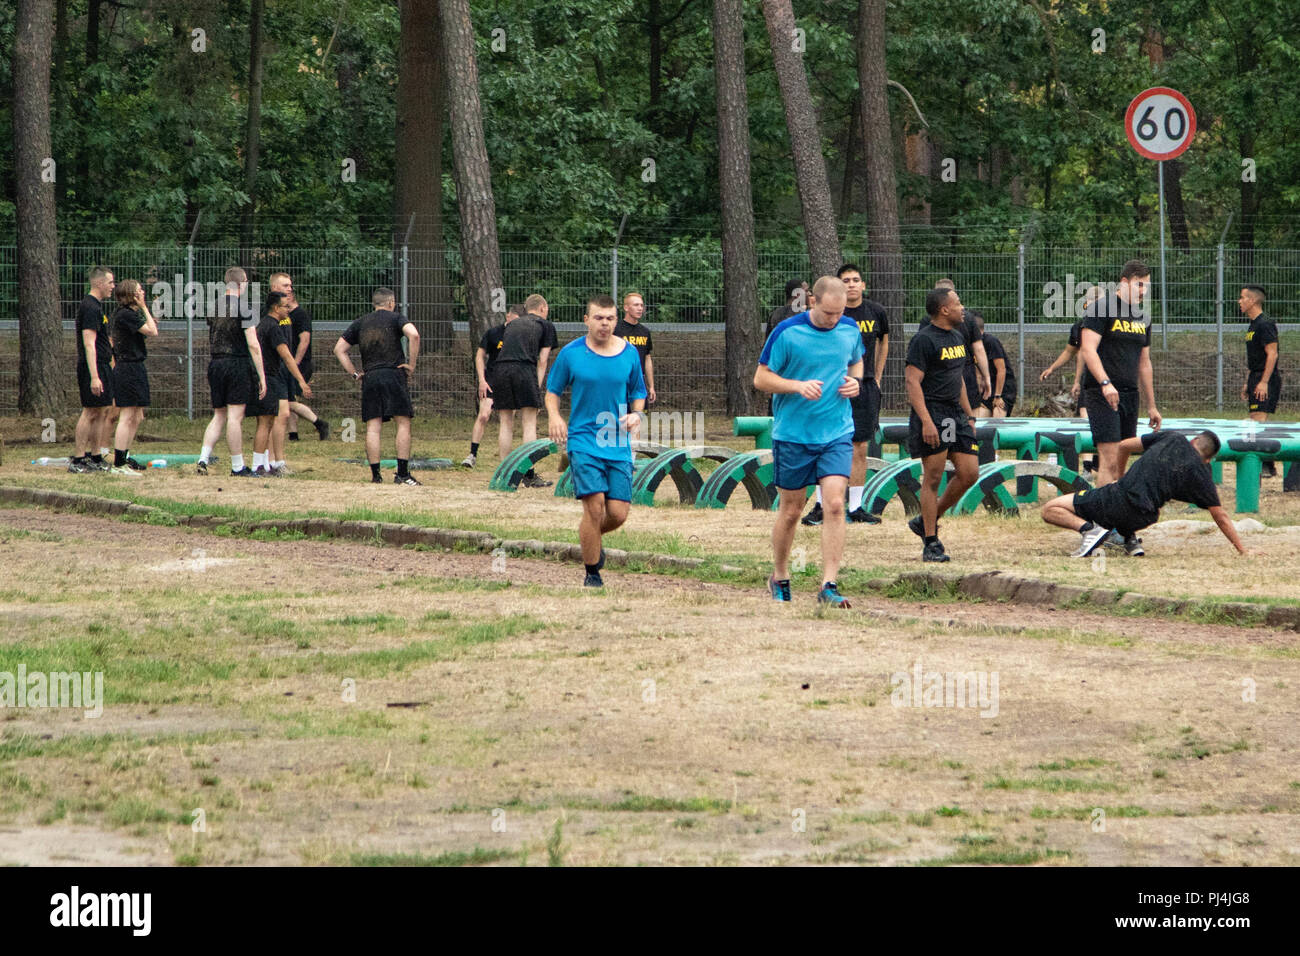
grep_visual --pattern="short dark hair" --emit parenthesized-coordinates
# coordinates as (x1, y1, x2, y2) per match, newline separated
(507, 303, 525, 317)
(266, 291, 289, 311)
(925, 287, 953, 318)
(784, 278, 805, 300)
(836, 263, 862, 279)
(1193, 430, 1221, 458)
(1120, 259, 1150, 281)
(968, 309, 985, 333)
(372, 287, 396, 307)
(1242, 284, 1266, 303)
(587, 293, 617, 312)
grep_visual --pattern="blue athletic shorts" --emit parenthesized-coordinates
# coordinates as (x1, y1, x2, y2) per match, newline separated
(569, 451, 634, 501)
(772, 435, 853, 491)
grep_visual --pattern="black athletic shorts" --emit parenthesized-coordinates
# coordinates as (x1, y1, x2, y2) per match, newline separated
(851, 379, 882, 443)
(1084, 387, 1139, 445)
(248, 369, 288, 417)
(982, 391, 1017, 416)
(907, 402, 979, 460)
(1247, 371, 1281, 415)
(361, 367, 414, 422)
(208, 357, 255, 409)
(490, 362, 541, 410)
(113, 361, 150, 408)
(1073, 483, 1157, 537)
(77, 362, 115, 408)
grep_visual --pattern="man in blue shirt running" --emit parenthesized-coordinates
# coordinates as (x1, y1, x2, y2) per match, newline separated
(755, 275, 864, 607)
(546, 293, 648, 588)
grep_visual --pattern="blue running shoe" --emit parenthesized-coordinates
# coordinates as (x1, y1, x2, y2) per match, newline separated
(817, 582, 852, 608)
(769, 576, 792, 602)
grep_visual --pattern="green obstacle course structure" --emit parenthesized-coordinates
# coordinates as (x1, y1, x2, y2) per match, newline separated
(628, 445, 739, 506)
(861, 458, 953, 517)
(733, 417, 775, 449)
(696, 450, 778, 510)
(952, 460, 1089, 516)
(488, 439, 560, 491)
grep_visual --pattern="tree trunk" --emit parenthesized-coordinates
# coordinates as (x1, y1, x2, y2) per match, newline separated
(74, 0, 101, 198)
(240, 0, 265, 258)
(1163, 159, 1190, 250)
(857, 0, 903, 407)
(396, 0, 453, 351)
(53, 0, 68, 205)
(15, 0, 64, 414)
(440, 0, 505, 350)
(840, 90, 860, 220)
(762, 0, 840, 277)
(714, 0, 762, 416)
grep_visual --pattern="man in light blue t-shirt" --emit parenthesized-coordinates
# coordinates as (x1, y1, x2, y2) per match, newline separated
(755, 275, 864, 608)
(546, 293, 648, 588)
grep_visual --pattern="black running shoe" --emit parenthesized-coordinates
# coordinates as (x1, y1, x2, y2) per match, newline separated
(922, 540, 950, 563)
(394, 474, 422, 486)
(231, 467, 255, 477)
(520, 472, 552, 488)
(584, 571, 604, 588)
(1123, 533, 1145, 557)
(88, 457, 110, 471)
(315, 419, 330, 440)
(801, 502, 824, 526)
(371, 473, 383, 484)
(196, 460, 208, 476)
(126, 457, 146, 471)
(848, 506, 881, 524)
(67, 458, 92, 474)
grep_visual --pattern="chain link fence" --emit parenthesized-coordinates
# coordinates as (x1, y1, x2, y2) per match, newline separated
(2, 241, 1295, 420)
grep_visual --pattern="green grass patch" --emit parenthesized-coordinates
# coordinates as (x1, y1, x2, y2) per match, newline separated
(348, 847, 515, 867)
(985, 776, 1123, 793)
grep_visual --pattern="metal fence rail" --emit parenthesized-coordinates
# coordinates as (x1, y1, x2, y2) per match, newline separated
(1, 242, 1295, 419)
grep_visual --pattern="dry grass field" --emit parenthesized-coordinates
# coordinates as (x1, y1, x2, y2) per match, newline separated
(1, 414, 1298, 866)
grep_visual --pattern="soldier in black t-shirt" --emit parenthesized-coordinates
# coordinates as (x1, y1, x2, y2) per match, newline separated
(268, 273, 330, 443)
(904, 287, 981, 563)
(196, 267, 268, 477)
(463, 304, 519, 468)
(1044, 430, 1253, 558)
(614, 292, 655, 403)
(69, 266, 117, 473)
(335, 287, 422, 485)
(248, 292, 312, 477)
(107, 280, 159, 474)
(1079, 261, 1162, 501)
(970, 313, 1017, 418)
(1239, 285, 1282, 477)
(921, 279, 991, 403)
(494, 293, 559, 487)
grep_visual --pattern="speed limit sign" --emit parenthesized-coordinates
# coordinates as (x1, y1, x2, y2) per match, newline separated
(1125, 87, 1196, 161)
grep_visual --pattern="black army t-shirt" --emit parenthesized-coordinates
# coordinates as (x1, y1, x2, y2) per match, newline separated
(906, 322, 969, 407)
(982, 332, 1017, 397)
(1068, 318, 1084, 349)
(289, 305, 313, 379)
(256, 314, 290, 380)
(844, 299, 889, 377)
(614, 317, 653, 372)
(1120, 431, 1220, 515)
(77, 294, 113, 368)
(1080, 293, 1150, 390)
(342, 310, 409, 370)
(209, 294, 253, 360)
(480, 324, 506, 372)
(498, 314, 559, 365)
(112, 307, 148, 362)
(1246, 313, 1279, 375)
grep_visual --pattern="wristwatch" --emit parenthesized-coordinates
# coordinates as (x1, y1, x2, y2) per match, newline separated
(1100, 379, 1111, 387)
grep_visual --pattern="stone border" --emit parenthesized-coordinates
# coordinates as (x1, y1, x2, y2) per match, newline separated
(867, 569, 1299, 630)
(0, 485, 706, 573)
(3, 484, 1295, 630)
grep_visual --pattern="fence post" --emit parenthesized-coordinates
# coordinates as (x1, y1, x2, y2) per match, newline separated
(401, 242, 409, 316)
(1016, 243, 1025, 396)
(1215, 243, 1224, 410)
(185, 242, 194, 420)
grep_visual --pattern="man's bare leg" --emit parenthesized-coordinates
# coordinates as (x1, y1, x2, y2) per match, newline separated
(817, 474, 849, 584)
(771, 488, 805, 580)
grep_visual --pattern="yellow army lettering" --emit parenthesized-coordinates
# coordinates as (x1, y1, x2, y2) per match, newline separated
(624, 335, 648, 346)
(857, 319, 875, 334)
(1246, 331, 1254, 341)
(938, 345, 967, 361)
(1108, 319, 1147, 334)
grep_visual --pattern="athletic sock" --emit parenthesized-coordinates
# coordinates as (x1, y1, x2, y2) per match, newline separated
(397, 458, 410, 477)
(272, 460, 284, 470)
(288, 432, 299, 441)
(924, 535, 938, 546)
(230, 454, 245, 472)
(1079, 521, 1095, 533)
(815, 487, 823, 505)
(199, 444, 213, 464)
(585, 563, 600, 575)
(470, 442, 480, 457)
(370, 462, 381, 480)
(99, 447, 110, 458)
(849, 486, 864, 511)
(252, 452, 266, 470)
(525, 468, 538, 479)
(114, 449, 127, 467)
(90, 454, 105, 464)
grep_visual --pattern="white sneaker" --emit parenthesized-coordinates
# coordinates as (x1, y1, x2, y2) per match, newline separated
(461, 454, 476, 468)
(109, 464, 143, 477)
(1072, 524, 1111, 558)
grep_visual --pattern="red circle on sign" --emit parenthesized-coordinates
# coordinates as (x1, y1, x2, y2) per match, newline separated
(1125, 87, 1197, 161)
